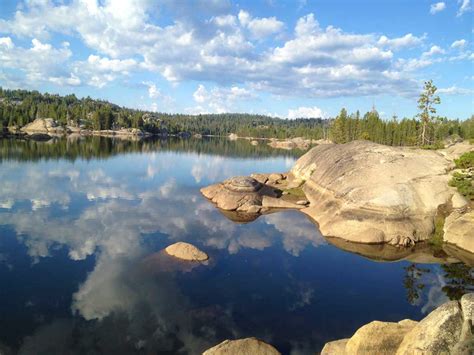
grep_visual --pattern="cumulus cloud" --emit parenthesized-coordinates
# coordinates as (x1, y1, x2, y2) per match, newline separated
(422, 45, 445, 56)
(0, 37, 79, 86)
(287, 106, 325, 119)
(451, 39, 467, 48)
(0, 2, 462, 100)
(191, 84, 255, 113)
(377, 33, 425, 49)
(430, 2, 446, 14)
(238, 10, 284, 39)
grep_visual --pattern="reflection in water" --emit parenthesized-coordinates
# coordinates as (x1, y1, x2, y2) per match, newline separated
(0, 137, 472, 354)
(403, 264, 431, 305)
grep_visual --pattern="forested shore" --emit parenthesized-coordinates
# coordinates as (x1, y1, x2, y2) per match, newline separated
(1, 87, 473, 146)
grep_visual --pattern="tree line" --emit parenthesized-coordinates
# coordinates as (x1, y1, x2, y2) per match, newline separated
(1, 86, 472, 146)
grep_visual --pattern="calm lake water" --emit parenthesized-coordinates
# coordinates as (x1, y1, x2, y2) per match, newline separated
(0, 136, 472, 354)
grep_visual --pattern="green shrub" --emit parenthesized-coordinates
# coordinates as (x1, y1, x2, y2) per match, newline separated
(420, 141, 444, 150)
(454, 151, 474, 169)
(449, 171, 474, 200)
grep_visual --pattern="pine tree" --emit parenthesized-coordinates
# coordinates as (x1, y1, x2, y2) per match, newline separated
(417, 80, 440, 145)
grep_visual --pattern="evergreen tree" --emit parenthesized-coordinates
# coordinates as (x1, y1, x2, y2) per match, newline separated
(417, 80, 441, 145)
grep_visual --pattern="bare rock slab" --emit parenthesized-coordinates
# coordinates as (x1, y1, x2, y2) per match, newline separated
(203, 337, 280, 355)
(396, 300, 464, 354)
(164, 242, 208, 261)
(346, 320, 417, 354)
(291, 140, 470, 246)
(444, 210, 474, 253)
(321, 339, 349, 354)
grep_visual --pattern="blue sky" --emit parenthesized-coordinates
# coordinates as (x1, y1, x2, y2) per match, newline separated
(0, 0, 472, 119)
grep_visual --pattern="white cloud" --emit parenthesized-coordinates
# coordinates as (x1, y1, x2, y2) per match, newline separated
(438, 85, 474, 95)
(0, 3, 461, 100)
(422, 45, 445, 56)
(451, 39, 467, 48)
(378, 33, 425, 49)
(457, 0, 471, 16)
(0, 37, 79, 86)
(238, 10, 284, 39)
(430, 2, 446, 14)
(192, 84, 255, 113)
(287, 106, 325, 119)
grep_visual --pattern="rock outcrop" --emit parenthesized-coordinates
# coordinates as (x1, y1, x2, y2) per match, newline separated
(322, 293, 474, 355)
(201, 141, 473, 253)
(444, 210, 474, 253)
(291, 141, 472, 247)
(203, 337, 280, 355)
(164, 242, 208, 261)
(200, 176, 305, 214)
(21, 118, 67, 135)
(268, 137, 312, 150)
(345, 319, 418, 354)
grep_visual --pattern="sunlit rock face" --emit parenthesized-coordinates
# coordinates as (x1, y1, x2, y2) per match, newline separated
(322, 293, 474, 355)
(292, 140, 473, 247)
(203, 337, 281, 355)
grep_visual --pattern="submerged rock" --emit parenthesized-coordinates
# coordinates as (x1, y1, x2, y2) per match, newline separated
(164, 242, 208, 261)
(322, 293, 474, 355)
(203, 337, 280, 355)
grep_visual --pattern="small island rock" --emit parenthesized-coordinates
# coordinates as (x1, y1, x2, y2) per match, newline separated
(164, 242, 208, 261)
(203, 337, 280, 355)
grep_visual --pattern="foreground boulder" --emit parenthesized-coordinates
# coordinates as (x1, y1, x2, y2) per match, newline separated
(322, 293, 473, 355)
(203, 337, 280, 355)
(164, 242, 208, 261)
(291, 141, 472, 247)
(345, 319, 418, 354)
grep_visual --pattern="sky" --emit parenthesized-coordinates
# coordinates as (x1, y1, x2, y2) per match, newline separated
(0, 0, 472, 119)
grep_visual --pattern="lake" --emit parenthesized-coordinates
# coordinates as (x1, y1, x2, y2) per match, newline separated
(0, 136, 472, 354)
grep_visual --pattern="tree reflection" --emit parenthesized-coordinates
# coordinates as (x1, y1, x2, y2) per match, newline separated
(403, 264, 431, 304)
(441, 263, 474, 300)
(403, 263, 474, 305)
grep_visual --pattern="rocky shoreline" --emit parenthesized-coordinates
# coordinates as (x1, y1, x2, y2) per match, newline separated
(4, 118, 322, 151)
(199, 293, 473, 354)
(201, 140, 474, 257)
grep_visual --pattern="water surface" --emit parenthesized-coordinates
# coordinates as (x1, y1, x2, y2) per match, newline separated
(0, 137, 472, 354)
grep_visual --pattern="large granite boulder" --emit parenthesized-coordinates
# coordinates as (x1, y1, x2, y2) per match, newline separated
(321, 293, 474, 355)
(396, 299, 465, 354)
(345, 320, 417, 354)
(444, 210, 474, 253)
(291, 140, 471, 247)
(203, 337, 280, 355)
(21, 118, 67, 135)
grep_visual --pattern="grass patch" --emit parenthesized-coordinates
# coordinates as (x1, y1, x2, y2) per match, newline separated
(284, 186, 306, 198)
(429, 214, 445, 250)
